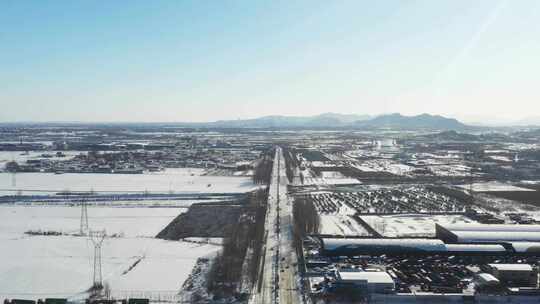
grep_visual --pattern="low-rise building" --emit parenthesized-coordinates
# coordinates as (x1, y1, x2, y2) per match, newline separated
(335, 270, 395, 294)
(488, 264, 538, 287)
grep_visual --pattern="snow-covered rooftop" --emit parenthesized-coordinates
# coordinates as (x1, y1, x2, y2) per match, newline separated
(440, 223, 540, 233)
(337, 271, 395, 284)
(509, 242, 540, 253)
(488, 264, 533, 272)
(454, 231, 540, 242)
(445, 244, 506, 252)
(322, 238, 446, 252)
(477, 273, 500, 284)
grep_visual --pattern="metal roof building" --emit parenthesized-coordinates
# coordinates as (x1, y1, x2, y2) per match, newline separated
(322, 238, 446, 256)
(336, 270, 395, 294)
(487, 264, 538, 287)
(509, 242, 540, 253)
(436, 223, 540, 243)
(488, 264, 533, 272)
(451, 231, 540, 243)
(438, 224, 540, 232)
(321, 238, 510, 256)
(476, 273, 500, 286)
(445, 244, 506, 253)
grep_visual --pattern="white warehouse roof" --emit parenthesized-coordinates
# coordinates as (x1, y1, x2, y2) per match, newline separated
(488, 264, 533, 272)
(445, 244, 506, 252)
(439, 224, 540, 233)
(453, 231, 540, 243)
(322, 238, 512, 254)
(477, 273, 500, 285)
(323, 238, 446, 252)
(509, 242, 540, 253)
(338, 271, 395, 284)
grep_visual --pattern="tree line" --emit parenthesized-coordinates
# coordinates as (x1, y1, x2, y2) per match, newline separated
(206, 188, 268, 300)
(252, 148, 275, 185)
(282, 146, 301, 183)
(293, 195, 320, 237)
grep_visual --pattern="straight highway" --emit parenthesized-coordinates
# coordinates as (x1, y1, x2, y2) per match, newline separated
(251, 147, 300, 304)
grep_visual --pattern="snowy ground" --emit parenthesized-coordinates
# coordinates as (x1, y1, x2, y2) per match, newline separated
(353, 159, 414, 176)
(457, 182, 534, 192)
(303, 177, 361, 186)
(316, 200, 369, 236)
(319, 215, 369, 236)
(475, 193, 540, 221)
(360, 214, 477, 237)
(297, 167, 357, 186)
(0, 151, 81, 169)
(0, 168, 258, 195)
(428, 164, 471, 177)
(7, 198, 234, 208)
(0, 205, 184, 237)
(0, 205, 220, 300)
(303, 171, 360, 186)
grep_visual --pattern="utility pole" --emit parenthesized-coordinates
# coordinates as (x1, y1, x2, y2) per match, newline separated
(90, 230, 106, 289)
(465, 152, 475, 206)
(469, 165, 474, 204)
(11, 172, 16, 187)
(10, 152, 16, 187)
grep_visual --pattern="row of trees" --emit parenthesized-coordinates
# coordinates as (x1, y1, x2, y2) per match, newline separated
(282, 146, 301, 183)
(292, 195, 320, 301)
(252, 148, 275, 185)
(245, 189, 268, 284)
(293, 196, 320, 236)
(206, 188, 268, 299)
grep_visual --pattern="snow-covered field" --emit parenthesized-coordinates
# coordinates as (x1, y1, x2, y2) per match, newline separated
(458, 182, 534, 192)
(0, 205, 183, 237)
(0, 168, 257, 195)
(0, 151, 81, 168)
(0, 205, 220, 300)
(354, 159, 414, 176)
(361, 214, 476, 237)
(428, 164, 471, 177)
(319, 215, 369, 236)
(315, 199, 369, 236)
(303, 171, 360, 186)
(303, 177, 361, 186)
(8, 198, 233, 208)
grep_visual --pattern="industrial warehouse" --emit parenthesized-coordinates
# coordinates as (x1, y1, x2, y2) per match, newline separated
(436, 223, 540, 244)
(302, 220, 540, 302)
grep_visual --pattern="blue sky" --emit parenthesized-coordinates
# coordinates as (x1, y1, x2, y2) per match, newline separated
(1, 0, 539, 123)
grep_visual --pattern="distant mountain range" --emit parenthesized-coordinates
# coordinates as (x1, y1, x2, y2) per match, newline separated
(206, 113, 371, 128)
(0, 113, 472, 130)
(353, 113, 466, 130)
(179, 113, 468, 130)
(414, 130, 514, 142)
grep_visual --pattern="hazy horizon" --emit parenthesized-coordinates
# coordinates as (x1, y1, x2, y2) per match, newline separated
(2, 1, 540, 123)
(3, 111, 540, 127)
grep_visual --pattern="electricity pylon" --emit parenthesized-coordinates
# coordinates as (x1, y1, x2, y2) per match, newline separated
(80, 199, 89, 235)
(90, 230, 106, 289)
